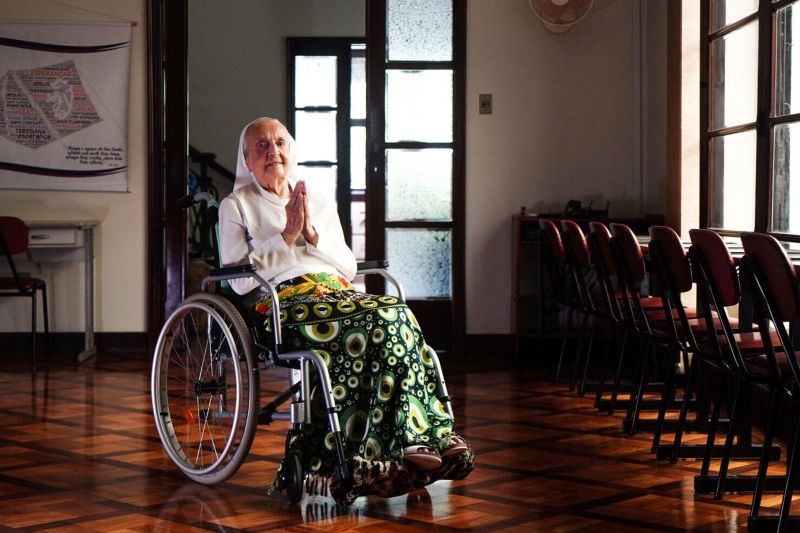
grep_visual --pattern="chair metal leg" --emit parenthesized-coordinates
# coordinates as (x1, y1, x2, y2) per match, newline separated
(594, 325, 617, 408)
(701, 381, 725, 477)
(570, 312, 589, 391)
(627, 341, 652, 436)
(778, 414, 800, 532)
(651, 347, 678, 453)
(555, 306, 573, 380)
(578, 316, 599, 396)
(715, 376, 742, 499)
(40, 285, 49, 356)
(31, 291, 37, 365)
(750, 390, 779, 519)
(670, 356, 698, 463)
(608, 329, 629, 414)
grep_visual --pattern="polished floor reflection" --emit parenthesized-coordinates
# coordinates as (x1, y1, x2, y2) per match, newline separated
(0, 350, 789, 531)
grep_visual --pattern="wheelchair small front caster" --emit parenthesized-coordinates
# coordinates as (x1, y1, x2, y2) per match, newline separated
(286, 452, 304, 504)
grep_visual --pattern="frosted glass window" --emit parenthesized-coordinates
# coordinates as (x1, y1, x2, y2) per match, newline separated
(771, 122, 800, 233)
(295, 111, 337, 162)
(708, 130, 756, 231)
(387, 0, 452, 61)
(387, 229, 451, 298)
(350, 126, 366, 189)
(774, 4, 800, 117)
(298, 165, 337, 208)
(386, 149, 452, 221)
(710, 0, 758, 33)
(386, 70, 452, 142)
(295, 56, 337, 108)
(709, 22, 758, 130)
(351, 56, 366, 120)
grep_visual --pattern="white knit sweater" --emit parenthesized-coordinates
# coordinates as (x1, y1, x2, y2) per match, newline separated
(218, 179, 357, 295)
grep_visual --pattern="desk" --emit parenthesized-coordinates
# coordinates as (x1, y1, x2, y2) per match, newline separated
(26, 220, 99, 363)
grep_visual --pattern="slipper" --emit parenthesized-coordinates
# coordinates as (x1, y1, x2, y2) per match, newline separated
(403, 445, 442, 471)
(442, 436, 468, 457)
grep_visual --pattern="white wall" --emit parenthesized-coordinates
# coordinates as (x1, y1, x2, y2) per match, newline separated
(465, 0, 666, 334)
(0, 0, 147, 333)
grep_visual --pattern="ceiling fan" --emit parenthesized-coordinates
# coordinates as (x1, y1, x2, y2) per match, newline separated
(528, 0, 597, 34)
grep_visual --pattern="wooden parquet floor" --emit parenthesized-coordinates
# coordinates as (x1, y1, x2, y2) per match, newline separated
(0, 350, 794, 531)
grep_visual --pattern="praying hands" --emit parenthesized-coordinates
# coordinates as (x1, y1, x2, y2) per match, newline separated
(282, 180, 318, 246)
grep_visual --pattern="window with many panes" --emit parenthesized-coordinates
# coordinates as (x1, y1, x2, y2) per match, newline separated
(703, 0, 800, 237)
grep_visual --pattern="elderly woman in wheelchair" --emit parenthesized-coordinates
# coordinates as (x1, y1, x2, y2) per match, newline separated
(151, 117, 472, 505)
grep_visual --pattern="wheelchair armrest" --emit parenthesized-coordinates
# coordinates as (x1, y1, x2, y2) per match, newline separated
(355, 259, 405, 302)
(201, 264, 285, 345)
(210, 264, 256, 278)
(356, 260, 388, 272)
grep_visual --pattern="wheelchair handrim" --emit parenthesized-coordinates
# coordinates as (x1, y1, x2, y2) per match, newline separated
(151, 301, 243, 476)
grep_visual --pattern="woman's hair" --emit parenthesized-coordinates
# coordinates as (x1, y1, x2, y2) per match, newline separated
(234, 117, 298, 190)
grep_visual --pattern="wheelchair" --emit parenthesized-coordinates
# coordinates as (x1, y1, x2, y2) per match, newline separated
(151, 193, 468, 505)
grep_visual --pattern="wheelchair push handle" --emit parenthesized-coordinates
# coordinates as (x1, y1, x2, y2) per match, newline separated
(179, 192, 215, 209)
(356, 260, 388, 270)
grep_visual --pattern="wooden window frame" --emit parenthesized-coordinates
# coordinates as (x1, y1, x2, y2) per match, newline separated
(701, 0, 800, 241)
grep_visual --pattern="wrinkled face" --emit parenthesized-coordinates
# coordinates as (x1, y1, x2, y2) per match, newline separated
(244, 119, 291, 189)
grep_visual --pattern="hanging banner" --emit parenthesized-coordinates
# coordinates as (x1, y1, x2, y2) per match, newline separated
(0, 20, 131, 192)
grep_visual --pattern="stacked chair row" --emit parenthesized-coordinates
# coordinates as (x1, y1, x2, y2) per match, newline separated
(539, 219, 800, 532)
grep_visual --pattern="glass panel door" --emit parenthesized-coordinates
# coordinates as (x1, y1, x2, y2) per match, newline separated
(368, 0, 464, 352)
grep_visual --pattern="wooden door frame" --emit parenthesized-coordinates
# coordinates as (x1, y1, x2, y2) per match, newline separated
(146, 0, 188, 353)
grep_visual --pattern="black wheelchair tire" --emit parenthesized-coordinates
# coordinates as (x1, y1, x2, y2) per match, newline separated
(286, 452, 304, 504)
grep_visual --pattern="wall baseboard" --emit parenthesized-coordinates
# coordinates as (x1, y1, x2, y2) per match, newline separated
(463, 334, 515, 356)
(0, 332, 148, 356)
(462, 334, 572, 361)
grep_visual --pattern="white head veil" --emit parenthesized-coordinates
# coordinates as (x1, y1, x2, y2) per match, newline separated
(234, 117, 298, 190)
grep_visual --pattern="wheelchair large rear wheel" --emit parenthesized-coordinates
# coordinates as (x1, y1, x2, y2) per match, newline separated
(152, 292, 260, 484)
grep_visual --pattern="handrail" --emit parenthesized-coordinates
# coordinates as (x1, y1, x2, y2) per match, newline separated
(189, 144, 235, 183)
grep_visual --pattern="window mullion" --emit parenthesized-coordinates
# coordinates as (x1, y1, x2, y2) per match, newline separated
(754, 0, 773, 233)
(337, 43, 352, 245)
(700, 0, 710, 229)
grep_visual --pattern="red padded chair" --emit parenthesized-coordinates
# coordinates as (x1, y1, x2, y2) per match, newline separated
(688, 229, 783, 500)
(560, 219, 605, 395)
(609, 222, 672, 435)
(646, 226, 706, 454)
(587, 222, 627, 411)
(587, 222, 662, 414)
(0, 216, 49, 363)
(539, 219, 583, 381)
(740, 232, 800, 531)
(609, 223, 704, 436)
